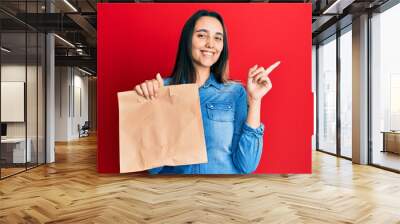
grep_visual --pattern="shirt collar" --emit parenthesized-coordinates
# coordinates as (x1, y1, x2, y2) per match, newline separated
(202, 73, 224, 90)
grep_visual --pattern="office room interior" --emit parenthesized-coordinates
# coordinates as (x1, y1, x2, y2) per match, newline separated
(0, 0, 400, 223)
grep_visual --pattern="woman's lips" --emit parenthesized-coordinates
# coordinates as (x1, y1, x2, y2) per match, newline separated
(200, 50, 215, 56)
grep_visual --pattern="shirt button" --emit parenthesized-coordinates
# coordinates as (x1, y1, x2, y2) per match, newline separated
(228, 106, 232, 109)
(210, 105, 214, 108)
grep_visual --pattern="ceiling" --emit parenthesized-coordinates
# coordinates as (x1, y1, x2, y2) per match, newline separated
(0, 0, 394, 75)
(1, 0, 97, 74)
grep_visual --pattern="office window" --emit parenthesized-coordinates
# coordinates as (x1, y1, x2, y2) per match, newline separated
(371, 2, 400, 171)
(317, 36, 337, 154)
(312, 45, 317, 150)
(339, 28, 352, 158)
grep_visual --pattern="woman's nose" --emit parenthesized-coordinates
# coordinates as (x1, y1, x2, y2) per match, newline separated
(205, 37, 214, 48)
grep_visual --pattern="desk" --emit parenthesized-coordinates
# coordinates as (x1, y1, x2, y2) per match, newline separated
(382, 131, 400, 154)
(1, 138, 31, 163)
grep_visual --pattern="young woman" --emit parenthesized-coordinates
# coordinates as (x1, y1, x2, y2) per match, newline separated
(134, 10, 280, 174)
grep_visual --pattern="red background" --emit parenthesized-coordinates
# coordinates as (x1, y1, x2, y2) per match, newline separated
(97, 3, 313, 174)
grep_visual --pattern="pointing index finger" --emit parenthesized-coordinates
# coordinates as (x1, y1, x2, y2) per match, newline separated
(265, 61, 281, 76)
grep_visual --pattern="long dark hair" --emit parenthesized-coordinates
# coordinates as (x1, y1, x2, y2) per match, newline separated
(170, 10, 229, 85)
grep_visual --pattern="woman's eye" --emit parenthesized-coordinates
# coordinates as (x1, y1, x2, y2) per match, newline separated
(198, 34, 206, 38)
(215, 36, 223, 41)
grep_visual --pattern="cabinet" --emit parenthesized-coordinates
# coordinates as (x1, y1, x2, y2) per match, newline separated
(382, 131, 400, 154)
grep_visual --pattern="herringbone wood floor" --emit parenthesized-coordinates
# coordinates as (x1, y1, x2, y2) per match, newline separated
(1, 134, 400, 224)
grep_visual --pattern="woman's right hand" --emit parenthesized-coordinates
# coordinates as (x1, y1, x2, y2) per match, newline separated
(134, 73, 164, 100)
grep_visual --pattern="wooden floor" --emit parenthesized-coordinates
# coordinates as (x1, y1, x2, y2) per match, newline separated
(0, 167, 26, 178)
(1, 163, 45, 178)
(1, 134, 400, 223)
(373, 150, 400, 171)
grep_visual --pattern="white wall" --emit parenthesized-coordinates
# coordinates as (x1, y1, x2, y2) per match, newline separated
(55, 66, 69, 141)
(55, 66, 89, 141)
(72, 73, 89, 137)
(1, 64, 39, 138)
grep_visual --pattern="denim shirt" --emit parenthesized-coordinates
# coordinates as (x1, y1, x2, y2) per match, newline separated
(148, 73, 264, 174)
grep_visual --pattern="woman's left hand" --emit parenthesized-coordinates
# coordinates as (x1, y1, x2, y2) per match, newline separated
(246, 61, 280, 102)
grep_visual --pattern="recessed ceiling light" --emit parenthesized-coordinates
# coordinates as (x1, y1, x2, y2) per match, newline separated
(54, 34, 75, 48)
(1, 47, 11, 53)
(322, 0, 355, 15)
(78, 67, 93, 76)
(63, 0, 78, 12)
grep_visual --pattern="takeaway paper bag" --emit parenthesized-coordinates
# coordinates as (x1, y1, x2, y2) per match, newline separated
(118, 84, 208, 173)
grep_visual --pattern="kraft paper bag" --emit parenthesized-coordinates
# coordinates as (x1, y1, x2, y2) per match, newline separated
(118, 84, 208, 173)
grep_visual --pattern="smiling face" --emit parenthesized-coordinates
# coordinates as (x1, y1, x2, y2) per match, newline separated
(191, 16, 224, 71)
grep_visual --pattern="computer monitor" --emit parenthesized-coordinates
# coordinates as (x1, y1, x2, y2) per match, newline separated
(1, 123, 7, 137)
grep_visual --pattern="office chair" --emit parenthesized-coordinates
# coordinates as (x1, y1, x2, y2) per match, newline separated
(79, 121, 90, 138)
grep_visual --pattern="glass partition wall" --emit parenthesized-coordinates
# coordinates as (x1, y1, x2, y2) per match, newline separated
(370, 2, 400, 171)
(315, 0, 400, 172)
(0, 1, 46, 179)
(316, 26, 353, 159)
(317, 35, 337, 155)
(339, 27, 352, 159)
